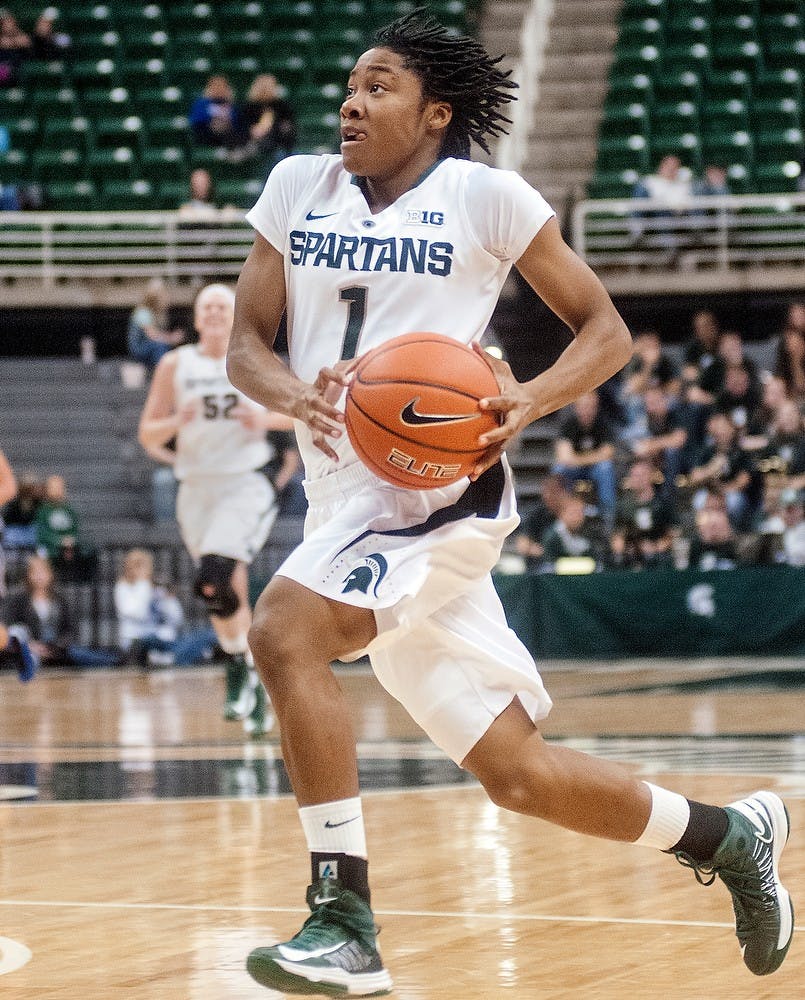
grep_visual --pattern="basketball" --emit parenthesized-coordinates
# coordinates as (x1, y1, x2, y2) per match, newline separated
(344, 332, 500, 490)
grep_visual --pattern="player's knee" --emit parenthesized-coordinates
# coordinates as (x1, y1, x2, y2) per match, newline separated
(475, 757, 555, 817)
(194, 554, 239, 618)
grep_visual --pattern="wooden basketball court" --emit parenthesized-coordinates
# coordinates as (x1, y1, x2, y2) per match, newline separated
(1, 657, 802, 999)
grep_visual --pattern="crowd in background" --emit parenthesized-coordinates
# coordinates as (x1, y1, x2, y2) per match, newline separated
(515, 302, 805, 574)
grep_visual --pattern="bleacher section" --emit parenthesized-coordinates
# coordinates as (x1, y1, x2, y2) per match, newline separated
(591, 0, 804, 198)
(0, 1, 479, 210)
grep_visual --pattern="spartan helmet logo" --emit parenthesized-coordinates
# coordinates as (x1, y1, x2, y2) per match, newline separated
(342, 553, 388, 597)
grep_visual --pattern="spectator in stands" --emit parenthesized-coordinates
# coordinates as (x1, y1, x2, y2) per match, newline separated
(553, 390, 617, 527)
(188, 74, 245, 149)
(713, 362, 762, 434)
(31, 10, 72, 60)
(127, 278, 185, 372)
(613, 458, 676, 570)
(0, 9, 30, 86)
(774, 319, 805, 402)
(514, 474, 571, 572)
(539, 494, 603, 572)
(0, 446, 37, 681)
(34, 473, 96, 582)
(687, 411, 763, 532)
(177, 168, 219, 221)
(5, 553, 122, 667)
(687, 500, 740, 571)
(756, 399, 805, 493)
(241, 73, 297, 172)
(682, 309, 721, 388)
(114, 547, 216, 668)
(626, 384, 691, 491)
(632, 155, 692, 256)
(2, 470, 41, 550)
(623, 330, 681, 398)
(777, 489, 805, 567)
(692, 164, 730, 198)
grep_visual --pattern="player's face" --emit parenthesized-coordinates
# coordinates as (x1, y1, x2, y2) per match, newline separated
(194, 290, 234, 349)
(340, 47, 451, 182)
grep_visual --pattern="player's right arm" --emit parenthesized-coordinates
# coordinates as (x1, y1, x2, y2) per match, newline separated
(138, 351, 185, 451)
(228, 232, 348, 462)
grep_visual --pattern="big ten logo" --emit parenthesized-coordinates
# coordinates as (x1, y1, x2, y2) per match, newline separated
(404, 209, 445, 226)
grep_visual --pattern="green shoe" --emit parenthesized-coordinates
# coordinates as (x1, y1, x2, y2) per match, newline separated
(223, 654, 254, 721)
(247, 877, 393, 996)
(676, 790, 794, 976)
(243, 680, 274, 740)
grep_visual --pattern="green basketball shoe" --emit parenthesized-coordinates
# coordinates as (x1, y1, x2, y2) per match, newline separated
(246, 877, 393, 996)
(676, 790, 794, 976)
(223, 653, 254, 720)
(243, 680, 274, 740)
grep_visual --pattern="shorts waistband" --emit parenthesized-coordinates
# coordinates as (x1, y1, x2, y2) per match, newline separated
(303, 461, 382, 504)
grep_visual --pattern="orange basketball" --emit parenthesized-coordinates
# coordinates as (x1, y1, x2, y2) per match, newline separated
(345, 332, 500, 490)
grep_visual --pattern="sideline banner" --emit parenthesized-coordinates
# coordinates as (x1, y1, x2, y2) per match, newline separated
(493, 566, 805, 658)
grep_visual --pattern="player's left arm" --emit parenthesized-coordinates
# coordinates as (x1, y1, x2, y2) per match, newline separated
(0, 446, 17, 506)
(471, 218, 632, 479)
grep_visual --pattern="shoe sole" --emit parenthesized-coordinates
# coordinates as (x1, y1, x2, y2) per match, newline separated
(247, 951, 392, 996)
(729, 790, 794, 974)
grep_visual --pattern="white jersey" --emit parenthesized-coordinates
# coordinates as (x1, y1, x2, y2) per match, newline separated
(173, 343, 271, 480)
(246, 154, 555, 481)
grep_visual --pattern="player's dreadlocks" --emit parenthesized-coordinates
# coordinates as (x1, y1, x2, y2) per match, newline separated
(374, 8, 518, 160)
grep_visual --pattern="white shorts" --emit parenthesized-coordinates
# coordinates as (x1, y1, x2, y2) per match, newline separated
(176, 471, 277, 565)
(276, 459, 553, 764)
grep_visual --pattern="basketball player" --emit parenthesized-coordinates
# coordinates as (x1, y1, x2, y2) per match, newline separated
(138, 283, 291, 737)
(0, 446, 38, 682)
(227, 12, 794, 995)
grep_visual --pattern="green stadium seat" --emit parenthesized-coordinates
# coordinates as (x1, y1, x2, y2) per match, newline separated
(217, 56, 261, 92)
(157, 179, 189, 210)
(652, 99, 699, 134)
(619, 0, 666, 16)
(171, 27, 220, 54)
(59, 3, 115, 31)
(651, 129, 702, 171)
(168, 56, 214, 93)
(712, 39, 763, 77)
(599, 102, 650, 139)
(20, 58, 68, 88)
(701, 130, 754, 171)
(119, 30, 170, 60)
(0, 149, 28, 185)
(147, 114, 192, 148)
(40, 115, 93, 152)
(764, 34, 805, 71)
(115, 5, 167, 31)
(652, 70, 702, 105)
(140, 145, 187, 180)
(705, 70, 752, 103)
(188, 145, 235, 179)
(666, 14, 711, 47)
(662, 41, 711, 75)
(75, 30, 122, 61)
(618, 18, 664, 52)
(297, 110, 341, 152)
(81, 85, 131, 116)
(266, 2, 317, 32)
(754, 68, 801, 104)
(753, 160, 802, 193)
(587, 169, 641, 199)
(751, 97, 801, 131)
(595, 133, 651, 173)
(605, 72, 654, 110)
(32, 148, 86, 182)
(135, 85, 185, 118)
(753, 126, 804, 164)
(70, 58, 120, 89)
(165, 3, 217, 27)
(99, 178, 154, 210)
(86, 147, 137, 181)
(5, 116, 39, 153)
(121, 58, 167, 91)
(609, 44, 662, 78)
(29, 85, 78, 116)
(216, 177, 264, 208)
(310, 50, 361, 86)
(93, 116, 146, 154)
(216, 2, 267, 31)
(220, 29, 267, 58)
(263, 53, 309, 90)
(0, 86, 25, 115)
(701, 98, 749, 134)
(46, 180, 98, 212)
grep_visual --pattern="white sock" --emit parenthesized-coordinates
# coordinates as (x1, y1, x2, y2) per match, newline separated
(217, 632, 248, 655)
(633, 781, 691, 850)
(299, 797, 367, 859)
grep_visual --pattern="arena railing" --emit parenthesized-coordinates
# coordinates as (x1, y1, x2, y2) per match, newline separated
(571, 191, 805, 293)
(0, 210, 254, 285)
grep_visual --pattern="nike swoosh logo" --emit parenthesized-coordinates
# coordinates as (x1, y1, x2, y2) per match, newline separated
(305, 210, 337, 220)
(400, 398, 480, 426)
(324, 816, 360, 829)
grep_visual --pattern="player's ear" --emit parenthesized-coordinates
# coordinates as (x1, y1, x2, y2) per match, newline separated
(427, 100, 452, 135)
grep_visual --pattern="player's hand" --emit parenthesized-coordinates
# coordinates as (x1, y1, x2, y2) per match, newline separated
(298, 358, 359, 462)
(469, 343, 537, 481)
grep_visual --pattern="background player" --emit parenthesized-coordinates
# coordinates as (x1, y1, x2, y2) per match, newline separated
(138, 283, 291, 737)
(227, 11, 793, 996)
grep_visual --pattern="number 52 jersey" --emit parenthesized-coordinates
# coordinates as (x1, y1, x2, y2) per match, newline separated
(246, 153, 555, 481)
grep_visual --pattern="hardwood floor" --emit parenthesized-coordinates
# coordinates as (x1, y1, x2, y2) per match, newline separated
(1, 660, 802, 999)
